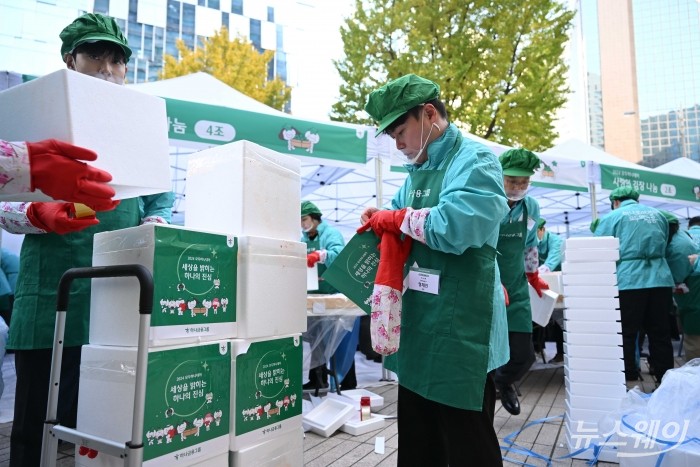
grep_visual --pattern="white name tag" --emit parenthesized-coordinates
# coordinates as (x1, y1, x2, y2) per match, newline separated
(408, 267, 440, 294)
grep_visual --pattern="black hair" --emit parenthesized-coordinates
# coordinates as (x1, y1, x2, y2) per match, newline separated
(309, 213, 322, 222)
(72, 41, 128, 64)
(689, 216, 700, 228)
(668, 222, 680, 244)
(384, 98, 448, 135)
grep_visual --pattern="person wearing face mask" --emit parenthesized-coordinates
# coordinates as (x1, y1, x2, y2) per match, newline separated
(360, 74, 509, 466)
(300, 201, 359, 391)
(494, 148, 548, 416)
(593, 187, 674, 384)
(0, 14, 174, 466)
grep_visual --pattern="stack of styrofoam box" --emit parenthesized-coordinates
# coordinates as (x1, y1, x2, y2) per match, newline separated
(186, 140, 306, 463)
(562, 236, 626, 463)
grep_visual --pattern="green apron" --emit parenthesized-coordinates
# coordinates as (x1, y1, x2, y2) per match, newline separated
(497, 202, 532, 333)
(8, 199, 141, 350)
(306, 237, 337, 294)
(388, 133, 497, 411)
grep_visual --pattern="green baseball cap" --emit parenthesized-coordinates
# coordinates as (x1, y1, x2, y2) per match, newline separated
(499, 149, 541, 176)
(60, 13, 132, 61)
(609, 186, 639, 202)
(365, 74, 440, 135)
(537, 218, 546, 229)
(301, 201, 322, 217)
(659, 210, 679, 225)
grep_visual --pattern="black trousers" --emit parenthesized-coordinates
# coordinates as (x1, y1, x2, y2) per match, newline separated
(619, 287, 674, 381)
(397, 372, 502, 467)
(10, 346, 82, 467)
(495, 331, 536, 386)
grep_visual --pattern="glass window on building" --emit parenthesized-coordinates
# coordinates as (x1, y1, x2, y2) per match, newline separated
(276, 24, 283, 50)
(182, 3, 196, 49)
(232, 0, 243, 15)
(94, 0, 109, 14)
(276, 50, 287, 81)
(250, 18, 262, 52)
(267, 6, 274, 22)
(222, 12, 229, 30)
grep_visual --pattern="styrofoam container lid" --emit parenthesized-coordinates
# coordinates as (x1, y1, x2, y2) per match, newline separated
(302, 398, 355, 438)
(340, 413, 386, 436)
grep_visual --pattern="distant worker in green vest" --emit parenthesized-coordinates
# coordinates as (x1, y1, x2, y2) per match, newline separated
(535, 217, 564, 363)
(593, 186, 674, 383)
(300, 201, 358, 391)
(495, 149, 549, 416)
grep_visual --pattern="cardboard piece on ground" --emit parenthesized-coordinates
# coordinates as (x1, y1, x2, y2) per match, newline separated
(0, 69, 170, 200)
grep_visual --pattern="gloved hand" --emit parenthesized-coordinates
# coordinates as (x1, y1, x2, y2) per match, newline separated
(27, 139, 118, 211)
(360, 207, 379, 224)
(502, 284, 510, 307)
(27, 202, 99, 234)
(307, 251, 321, 267)
(526, 271, 549, 298)
(538, 264, 551, 274)
(357, 208, 407, 238)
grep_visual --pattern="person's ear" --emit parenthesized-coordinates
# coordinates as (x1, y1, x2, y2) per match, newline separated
(64, 54, 76, 70)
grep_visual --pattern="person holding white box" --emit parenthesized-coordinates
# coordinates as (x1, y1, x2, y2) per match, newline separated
(0, 139, 117, 208)
(593, 186, 674, 384)
(0, 14, 174, 467)
(494, 149, 549, 416)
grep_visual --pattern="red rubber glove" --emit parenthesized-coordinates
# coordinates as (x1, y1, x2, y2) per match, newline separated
(360, 207, 379, 224)
(357, 208, 407, 238)
(502, 284, 510, 307)
(526, 271, 549, 298)
(27, 202, 99, 234)
(27, 139, 118, 212)
(307, 251, 321, 267)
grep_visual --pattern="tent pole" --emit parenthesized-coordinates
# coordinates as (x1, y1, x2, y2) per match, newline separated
(375, 156, 383, 209)
(589, 182, 598, 221)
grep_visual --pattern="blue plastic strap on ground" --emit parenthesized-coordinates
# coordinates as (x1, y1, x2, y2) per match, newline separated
(619, 413, 700, 467)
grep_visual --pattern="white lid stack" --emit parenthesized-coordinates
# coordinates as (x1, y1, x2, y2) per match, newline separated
(562, 236, 626, 463)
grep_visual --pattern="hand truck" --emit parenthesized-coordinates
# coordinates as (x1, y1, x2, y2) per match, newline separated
(41, 264, 153, 466)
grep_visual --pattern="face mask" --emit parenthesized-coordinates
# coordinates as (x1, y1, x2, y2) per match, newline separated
(405, 112, 439, 164)
(506, 189, 527, 202)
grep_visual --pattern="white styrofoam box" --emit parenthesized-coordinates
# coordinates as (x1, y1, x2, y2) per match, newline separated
(229, 427, 303, 467)
(565, 355, 624, 372)
(565, 367, 623, 385)
(565, 388, 623, 412)
(539, 272, 563, 295)
(561, 261, 617, 274)
(563, 274, 618, 286)
(77, 342, 231, 467)
(562, 285, 619, 298)
(185, 140, 301, 241)
(0, 69, 170, 201)
(302, 397, 356, 437)
(565, 422, 620, 464)
(230, 335, 303, 451)
(90, 224, 238, 346)
(236, 236, 307, 338)
(529, 285, 560, 326)
(564, 308, 621, 322)
(617, 419, 700, 467)
(565, 399, 609, 424)
(565, 376, 627, 399)
(564, 248, 620, 262)
(564, 296, 619, 310)
(326, 389, 385, 410)
(340, 413, 386, 436)
(307, 264, 319, 291)
(565, 320, 622, 334)
(564, 331, 622, 347)
(563, 343, 623, 359)
(565, 236, 619, 250)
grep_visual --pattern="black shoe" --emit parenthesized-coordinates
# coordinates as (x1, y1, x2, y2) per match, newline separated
(499, 384, 520, 415)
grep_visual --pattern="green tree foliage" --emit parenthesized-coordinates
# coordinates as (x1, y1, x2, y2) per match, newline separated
(332, 0, 575, 150)
(160, 27, 291, 111)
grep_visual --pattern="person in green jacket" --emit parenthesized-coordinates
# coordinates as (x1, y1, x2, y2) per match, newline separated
(594, 187, 674, 383)
(0, 14, 174, 466)
(361, 74, 509, 466)
(495, 149, 549, 416)
(300, 201, 357, 390)
(535, 217, 565, 363)
(660, 211, 700, 362)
